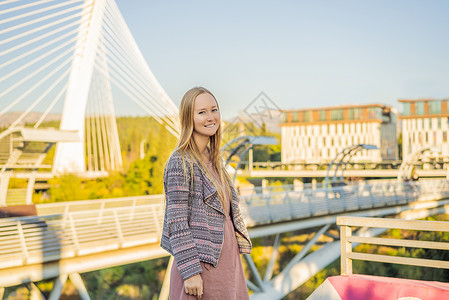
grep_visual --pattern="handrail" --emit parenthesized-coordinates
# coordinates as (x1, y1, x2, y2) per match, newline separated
(1, 180, 448, 271)
(337, 216, 449, 276)
(0, 204, 165, 269)
(36, 194, 164, 215)
(240, 179, 449, 226)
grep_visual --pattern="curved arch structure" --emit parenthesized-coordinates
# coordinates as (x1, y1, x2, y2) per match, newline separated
(397, 147, 441, 181)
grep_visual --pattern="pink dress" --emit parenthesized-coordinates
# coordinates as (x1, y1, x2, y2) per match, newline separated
(169, 161, 249, 300)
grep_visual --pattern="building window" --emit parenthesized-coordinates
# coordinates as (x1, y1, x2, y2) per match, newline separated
(348, 108, 354, 120)
(303, 111, 312, 122)
(402, 103, 411, 116)
(415, 102, 425, 115)
(426, 132, 428, 143)
(429, 101, 442, 114)
(422, 118, 425, 130)
(319, 110, 326, 121)
(292, 112, 299, 122)
(330, 109, 344, 121)
(368, 107, 381, 119)
(444, 132, 447, 142)
(349, 108, 364, 120)
(283, 112, 288, 123)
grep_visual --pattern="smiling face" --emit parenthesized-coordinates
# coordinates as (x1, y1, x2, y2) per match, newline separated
(192, 92, 220, 140)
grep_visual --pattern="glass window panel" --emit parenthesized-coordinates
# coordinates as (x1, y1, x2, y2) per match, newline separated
(415, 102, 425, 115)
(348, 108, 355, 120)
(303, 111, 312, 122)
(429, 101, 441, 114)
(355, 108, 363, 120)
(292, 112, 298, 122)
(319, 110, 327, 121)
(368, 107, 381, 119)
(330, 109, 344, 121)
(402, 103, 411, 116)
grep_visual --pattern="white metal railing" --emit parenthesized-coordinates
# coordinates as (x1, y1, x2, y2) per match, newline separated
(337, 216, 449, 275)
(0, 204, 165, 269)
(36, 194, 164, 215)
(240, 179, 449, 226)
(1, 180, 448, 270)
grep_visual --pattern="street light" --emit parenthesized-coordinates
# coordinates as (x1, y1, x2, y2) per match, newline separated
(324, 144, 379, 187)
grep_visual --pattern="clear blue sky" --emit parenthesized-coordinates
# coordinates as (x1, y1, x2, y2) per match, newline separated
(116, 0, 449, 118)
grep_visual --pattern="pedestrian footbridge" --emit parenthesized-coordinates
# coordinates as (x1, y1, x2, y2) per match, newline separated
(0, 180, 448, 299)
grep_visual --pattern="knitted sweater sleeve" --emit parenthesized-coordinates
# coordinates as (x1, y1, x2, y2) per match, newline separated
(163, 154, 202, 280)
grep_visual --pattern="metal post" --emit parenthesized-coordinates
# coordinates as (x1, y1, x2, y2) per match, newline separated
(248, 146, 253, 172)
(264, 233, 281, 282)
(49, 274, 68, 300)
(0, 172, 11, 206)
(17, 221, 29, 260)
(69, 273, 91, 300)
(26, 171, 37, 205)
(244, 254, 265, 292)
(283, 224, 331, 274)
(26, 282, 45, 300)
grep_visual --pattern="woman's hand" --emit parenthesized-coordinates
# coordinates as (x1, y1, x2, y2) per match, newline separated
(184, 274, 203, 299)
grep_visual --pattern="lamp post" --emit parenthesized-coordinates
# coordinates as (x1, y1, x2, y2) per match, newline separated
(324, 144, 378, 188)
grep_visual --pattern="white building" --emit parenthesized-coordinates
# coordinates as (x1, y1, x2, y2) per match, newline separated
(400, 99, 449, 161)
(280, 104, 397, 164)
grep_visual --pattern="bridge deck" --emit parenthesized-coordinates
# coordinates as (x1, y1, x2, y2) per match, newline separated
(0, 180, 448, 289)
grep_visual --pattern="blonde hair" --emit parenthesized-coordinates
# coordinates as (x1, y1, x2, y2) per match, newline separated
(175, 86, 232, 212)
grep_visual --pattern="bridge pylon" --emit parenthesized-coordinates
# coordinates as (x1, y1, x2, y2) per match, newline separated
(54, 0, 109, 174)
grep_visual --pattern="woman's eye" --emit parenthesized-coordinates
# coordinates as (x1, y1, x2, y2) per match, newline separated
(212, 109, 218, 112)
(199, 111, 205, 114)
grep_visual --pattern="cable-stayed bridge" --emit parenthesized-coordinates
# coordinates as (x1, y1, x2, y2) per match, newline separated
(0, 0, 180, 204)
(1, 179, 448, 299)
(1, 2, 449, 299)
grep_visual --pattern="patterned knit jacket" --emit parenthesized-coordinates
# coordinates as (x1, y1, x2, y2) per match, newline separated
(160, 151, 252, 280)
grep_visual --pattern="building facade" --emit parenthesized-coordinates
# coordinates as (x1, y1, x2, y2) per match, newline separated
(399, 99, 449, 161)
(280, 104, 397, 164)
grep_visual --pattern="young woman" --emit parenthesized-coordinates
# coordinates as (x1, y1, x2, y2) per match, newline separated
(160, 87, 252, 299)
